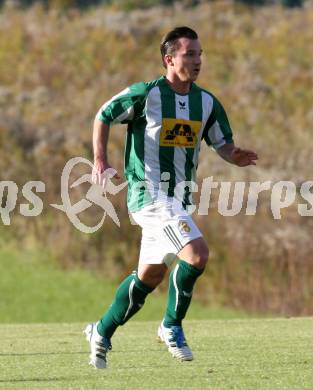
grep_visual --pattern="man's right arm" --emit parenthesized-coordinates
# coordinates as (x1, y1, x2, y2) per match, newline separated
(92, 119, 120, 187)
(91, 82, 147, 186)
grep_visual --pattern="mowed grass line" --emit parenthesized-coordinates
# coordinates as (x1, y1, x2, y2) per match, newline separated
(1, 318, 313, 389)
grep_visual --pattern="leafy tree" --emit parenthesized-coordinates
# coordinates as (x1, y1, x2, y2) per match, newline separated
(281, 0, 303, 7)
(234, 0, 266, 5)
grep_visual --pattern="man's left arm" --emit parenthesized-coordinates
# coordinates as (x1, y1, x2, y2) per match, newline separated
(216, 143, 258, 167)
(203, 95, 258, 167)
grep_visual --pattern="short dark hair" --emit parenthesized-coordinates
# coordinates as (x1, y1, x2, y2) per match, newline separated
(160, 26, 198, 68)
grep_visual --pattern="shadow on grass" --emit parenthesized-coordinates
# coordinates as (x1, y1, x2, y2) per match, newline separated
(0, 351, 86, 356)
(0, 376, 86, 384)
(0, 347, 166, 357)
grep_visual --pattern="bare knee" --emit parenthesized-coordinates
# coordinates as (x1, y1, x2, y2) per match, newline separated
(189, 245, 209, 269)
(138, 264, 168, 288)
(178, 238, 209, 270)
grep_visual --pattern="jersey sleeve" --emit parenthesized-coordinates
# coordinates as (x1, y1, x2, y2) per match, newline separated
(202, 95, 233, 150)
(96, 82, 147, 125)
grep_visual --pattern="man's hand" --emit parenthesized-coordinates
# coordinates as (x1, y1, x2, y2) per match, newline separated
(217, 143, 258, 167)
(92, 158, 121, 188)
(230, 147, 258, 167)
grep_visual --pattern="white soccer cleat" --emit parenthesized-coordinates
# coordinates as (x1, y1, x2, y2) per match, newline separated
(84, 322, 112, 369)
(157, 322, 193, 361)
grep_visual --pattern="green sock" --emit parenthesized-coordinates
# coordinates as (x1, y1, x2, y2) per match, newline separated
(163, 260, 204, 327)
(97, 271, 153, 339)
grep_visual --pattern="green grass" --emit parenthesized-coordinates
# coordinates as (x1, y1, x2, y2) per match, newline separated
(1, 245, 311, 388)
(0, 245, 247, 323)
(1, 318, 313, 389)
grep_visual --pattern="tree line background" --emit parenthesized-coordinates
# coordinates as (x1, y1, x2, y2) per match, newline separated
(0, 0, 312, 315)
(0, 0, 305, 10)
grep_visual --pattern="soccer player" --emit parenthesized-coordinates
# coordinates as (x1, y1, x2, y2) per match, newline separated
(85, 26, 258, 368)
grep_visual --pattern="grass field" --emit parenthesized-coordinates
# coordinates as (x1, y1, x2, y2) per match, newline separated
(1, 318, 313, 389)
(3, 245, 310, 388)
(0, 245, 248, 323)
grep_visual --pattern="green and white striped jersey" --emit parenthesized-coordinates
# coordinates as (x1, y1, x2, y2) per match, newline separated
(96, 76, 233, 212)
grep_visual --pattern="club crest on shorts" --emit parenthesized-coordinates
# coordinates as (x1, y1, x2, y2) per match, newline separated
(179, 221, 191, 233)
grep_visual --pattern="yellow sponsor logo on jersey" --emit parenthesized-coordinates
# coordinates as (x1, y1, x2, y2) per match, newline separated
(160, 118, 202, 148)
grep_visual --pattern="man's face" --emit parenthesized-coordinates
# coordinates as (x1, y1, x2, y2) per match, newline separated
(166, 38, 202, 82)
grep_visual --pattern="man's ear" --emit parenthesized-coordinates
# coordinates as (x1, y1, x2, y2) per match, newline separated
(164, 54, 174, 67)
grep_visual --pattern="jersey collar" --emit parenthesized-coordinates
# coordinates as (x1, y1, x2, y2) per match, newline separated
(160, 75, 196, 96)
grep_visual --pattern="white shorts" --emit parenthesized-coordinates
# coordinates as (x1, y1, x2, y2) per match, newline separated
(131, 198, 202, 267)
